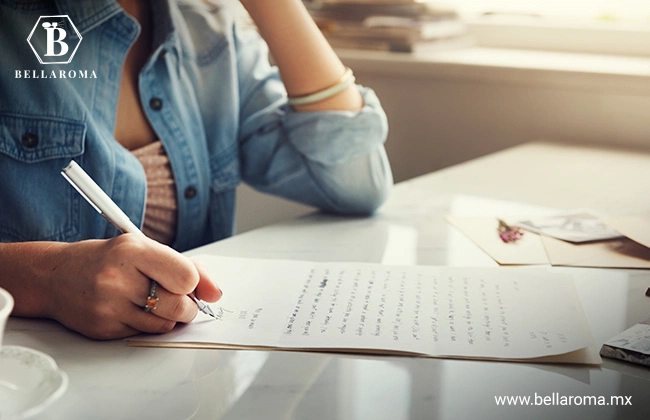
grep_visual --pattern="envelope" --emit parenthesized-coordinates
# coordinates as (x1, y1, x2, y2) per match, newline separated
(603, 216, 650, 250)
(446, 216, 650, 268)
(446, 216, 549, 265)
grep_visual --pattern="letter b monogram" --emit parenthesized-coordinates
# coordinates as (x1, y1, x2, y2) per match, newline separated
(43, 22, 68, 56)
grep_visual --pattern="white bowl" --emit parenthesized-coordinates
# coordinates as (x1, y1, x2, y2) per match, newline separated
(0, 345, 69, 419)
(0, 287, 14, 348)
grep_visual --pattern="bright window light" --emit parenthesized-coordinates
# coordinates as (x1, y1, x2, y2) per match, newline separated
(449, 1, 650, 56)
(453, 0, 650, 24)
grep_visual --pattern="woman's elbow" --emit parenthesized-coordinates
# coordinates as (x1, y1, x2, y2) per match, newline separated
(326, 148, 393, 215)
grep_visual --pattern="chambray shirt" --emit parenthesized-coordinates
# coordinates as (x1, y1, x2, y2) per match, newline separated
(0, 0, 392, 251)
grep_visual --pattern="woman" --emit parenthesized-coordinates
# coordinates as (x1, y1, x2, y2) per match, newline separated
(0, 0, 391, 339)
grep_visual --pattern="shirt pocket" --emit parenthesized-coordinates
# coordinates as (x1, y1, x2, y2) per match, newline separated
(0, 113, 85, 242)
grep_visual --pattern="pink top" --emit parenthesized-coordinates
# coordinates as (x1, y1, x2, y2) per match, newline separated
(131, 141, 178, 245)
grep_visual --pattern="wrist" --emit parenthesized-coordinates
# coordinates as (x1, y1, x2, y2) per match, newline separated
(32, 241, 78, 319)
(0, 241, 72, 319)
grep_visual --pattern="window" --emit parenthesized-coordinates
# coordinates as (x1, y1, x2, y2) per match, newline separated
(454, 0, 650, 23)
(452, 0, 650, 56)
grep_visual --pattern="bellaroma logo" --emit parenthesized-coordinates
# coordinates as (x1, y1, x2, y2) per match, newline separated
(27, 15, 81, 64)
(17, 15, 96, 79)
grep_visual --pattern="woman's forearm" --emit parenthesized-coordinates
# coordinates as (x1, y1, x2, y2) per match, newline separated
(240, 0, 363, 111)
(0, 241, 67, 319)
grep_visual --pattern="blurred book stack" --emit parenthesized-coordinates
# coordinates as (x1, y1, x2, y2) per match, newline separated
(304, 0, 472, 53)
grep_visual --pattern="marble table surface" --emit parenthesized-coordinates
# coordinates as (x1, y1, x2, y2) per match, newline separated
(5, 142, 650, 419)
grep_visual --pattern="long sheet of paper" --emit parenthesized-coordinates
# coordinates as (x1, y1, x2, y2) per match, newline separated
(130, 256, 596, 362)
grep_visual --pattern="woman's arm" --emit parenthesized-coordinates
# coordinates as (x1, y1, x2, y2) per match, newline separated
(0, 236, 221, 339)
(240, 0, 363, 112)
(233, 0, 392, 215)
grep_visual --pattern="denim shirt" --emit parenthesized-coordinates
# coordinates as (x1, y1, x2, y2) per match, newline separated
(0, 0, 392, 251)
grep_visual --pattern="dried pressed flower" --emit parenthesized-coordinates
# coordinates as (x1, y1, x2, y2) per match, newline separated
(497, 219, 524, 243)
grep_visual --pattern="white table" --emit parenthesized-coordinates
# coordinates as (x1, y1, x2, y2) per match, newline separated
(6, 142, 650, 419)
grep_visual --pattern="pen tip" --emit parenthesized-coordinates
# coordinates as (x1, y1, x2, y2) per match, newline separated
(201, 303, 216, 318)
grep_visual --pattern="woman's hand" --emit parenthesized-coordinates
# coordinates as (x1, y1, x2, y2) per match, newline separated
(0, 235, 222, 340)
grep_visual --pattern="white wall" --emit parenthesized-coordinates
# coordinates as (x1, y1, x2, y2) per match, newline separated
(235, 183, 313, 234)
(342, 47, 650, 183)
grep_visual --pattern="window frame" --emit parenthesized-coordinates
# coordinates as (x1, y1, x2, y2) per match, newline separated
(465, 16, 650, 57)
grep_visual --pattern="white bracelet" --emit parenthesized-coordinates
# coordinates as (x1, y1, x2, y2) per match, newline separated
(287, 67, 355, 107)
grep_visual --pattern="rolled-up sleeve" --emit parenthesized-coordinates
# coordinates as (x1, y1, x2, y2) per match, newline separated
(235, 26, 393, 215)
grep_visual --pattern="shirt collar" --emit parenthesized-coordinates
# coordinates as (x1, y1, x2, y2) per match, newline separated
(52, 0, 122, 35)
(52, 0, 181, 56)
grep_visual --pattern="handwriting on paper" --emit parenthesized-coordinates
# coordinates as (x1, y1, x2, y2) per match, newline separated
(137, 256, 594, 361)
(278, 265, 587, 358)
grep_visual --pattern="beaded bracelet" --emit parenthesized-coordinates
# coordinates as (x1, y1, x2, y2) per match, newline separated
(287, 67, 355, 107)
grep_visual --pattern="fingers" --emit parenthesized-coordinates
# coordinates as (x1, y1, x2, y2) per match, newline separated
(130, 281, 198, 324)
(122, 306, 181, 336)
(191, 259, 223, 302)
(86, 288, 197, 340)
(110, 234, 200, 295)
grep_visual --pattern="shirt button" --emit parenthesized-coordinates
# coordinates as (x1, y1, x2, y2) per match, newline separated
(21, 132, 39, 148)
(184, 186, 197, 199)
(149, 97, 163, 111)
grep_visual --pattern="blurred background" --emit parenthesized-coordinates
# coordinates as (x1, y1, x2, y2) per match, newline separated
(234, 0, 650, 232)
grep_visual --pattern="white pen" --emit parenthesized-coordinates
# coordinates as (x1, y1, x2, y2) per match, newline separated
(61, 160, 216, 319)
